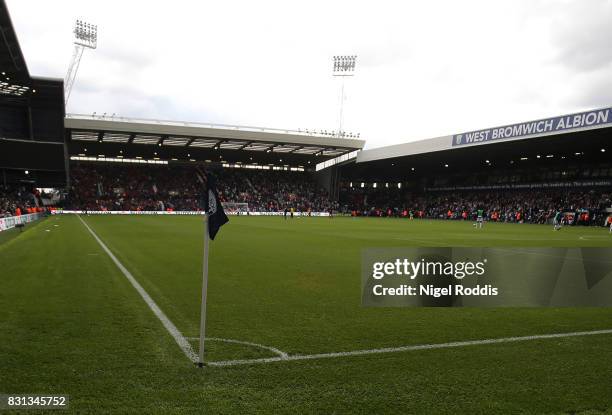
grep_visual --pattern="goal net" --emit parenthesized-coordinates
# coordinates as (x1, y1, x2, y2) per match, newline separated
(222, 202, 249, 214)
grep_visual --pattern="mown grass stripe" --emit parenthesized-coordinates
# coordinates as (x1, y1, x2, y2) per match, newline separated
(77, 215, 198, 363)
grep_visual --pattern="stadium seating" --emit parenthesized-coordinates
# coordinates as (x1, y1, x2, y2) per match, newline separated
(0, 185, 41, 217)
(60, 162, 612, 226)
(67, 163, 337, 212)
(340, 187, 612, 225)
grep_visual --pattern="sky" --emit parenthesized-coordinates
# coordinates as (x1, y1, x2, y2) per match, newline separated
(6, 0, 612, 149)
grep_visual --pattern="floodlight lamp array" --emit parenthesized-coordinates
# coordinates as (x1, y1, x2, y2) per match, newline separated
(74, 20, 98, 48)
(333, 55, 357, 74)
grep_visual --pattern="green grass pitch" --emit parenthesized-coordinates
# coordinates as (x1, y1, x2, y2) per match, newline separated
(1, 214, 612, 414)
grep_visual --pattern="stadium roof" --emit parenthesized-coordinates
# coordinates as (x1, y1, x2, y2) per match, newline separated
(0, 0, 28, 81)
(338, 106, 612, 182)
(66, 114, 365, 168)
(0, 0, 65, 187)
(357, 106, 612, 163)
(0, 0, 33, 102)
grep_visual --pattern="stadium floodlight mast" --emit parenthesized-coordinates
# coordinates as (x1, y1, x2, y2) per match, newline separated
(64, 19, 98, 104)
(332, 55, 357, 138)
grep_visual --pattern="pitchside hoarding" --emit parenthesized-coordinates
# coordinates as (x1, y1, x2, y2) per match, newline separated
(0, 213, 45, 232)
(452, 107, 612, 147)
(53, 210, 331, 216)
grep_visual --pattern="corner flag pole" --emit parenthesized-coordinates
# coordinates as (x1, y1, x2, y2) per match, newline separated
(198, 214, 210, 367)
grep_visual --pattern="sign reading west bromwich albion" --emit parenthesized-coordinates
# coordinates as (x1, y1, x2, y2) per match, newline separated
(452, 107, 612, 147)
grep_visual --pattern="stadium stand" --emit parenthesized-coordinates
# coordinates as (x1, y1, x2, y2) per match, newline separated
(340, 187, 611, 225)
(63, 158, 612, 226)
(336, 111, 612, 226)
(0, 185, 41, 217)
(215, 168, 336, 212)
(0, 0, 65, 226)
(66, 163, 336, 213)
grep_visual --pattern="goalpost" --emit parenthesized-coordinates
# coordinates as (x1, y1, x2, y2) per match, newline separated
(222, 202, 249, 215)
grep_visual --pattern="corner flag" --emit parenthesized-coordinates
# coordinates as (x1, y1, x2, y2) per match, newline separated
(195, 168, 229, 367)
(196, 168, 229, 240)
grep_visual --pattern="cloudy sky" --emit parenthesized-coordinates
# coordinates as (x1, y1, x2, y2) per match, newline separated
(7, 0, 612, 149)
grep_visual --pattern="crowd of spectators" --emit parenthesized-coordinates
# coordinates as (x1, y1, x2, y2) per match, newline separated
(341, 188, 612, 225)
(217, 169, 336, 212)
(0, 185, 39, 217)
(67, 164, 202, 211)
(66, 163, 335, 212)
(57, 163, 612, 226)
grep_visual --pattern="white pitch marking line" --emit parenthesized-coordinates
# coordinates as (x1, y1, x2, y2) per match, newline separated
(579, 235, 611, 240)
(186, 337, 289, 359)
(206, 328, 612, 367)
(77, 215, 198, 363)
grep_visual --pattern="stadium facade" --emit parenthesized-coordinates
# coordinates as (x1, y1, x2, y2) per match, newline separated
(339, 107, 612, 192)
(0, 0, 65, 188)
(64, 113, 364, 195)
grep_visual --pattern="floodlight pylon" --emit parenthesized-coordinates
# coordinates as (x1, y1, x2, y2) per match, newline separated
(64, 20, 98, 104)
(332, 55, 357, 138)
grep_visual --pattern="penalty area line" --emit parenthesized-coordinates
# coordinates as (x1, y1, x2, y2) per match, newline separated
(206, 328, 612, 367)
(77, 215, 198, 363)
